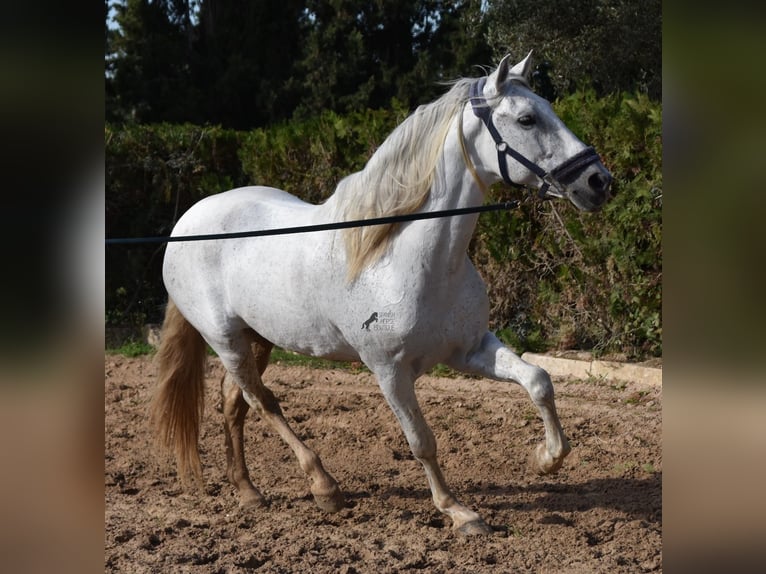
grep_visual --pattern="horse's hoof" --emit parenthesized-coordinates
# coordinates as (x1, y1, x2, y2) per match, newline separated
(313, 488, 346, 513)
(239, 491, 268, 510)
(456, 518, 493, 537)
(529, 444, 564, 475)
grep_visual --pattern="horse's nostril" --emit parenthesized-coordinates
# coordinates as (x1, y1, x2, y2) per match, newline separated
(589, 172, 611, 193)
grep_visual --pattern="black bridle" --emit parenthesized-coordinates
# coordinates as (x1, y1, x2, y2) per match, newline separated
(469, 78, 601, 199)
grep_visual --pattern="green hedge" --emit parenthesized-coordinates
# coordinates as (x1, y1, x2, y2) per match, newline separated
(106, 90, 661, 359)
(105, 124, 248, 326)
(240, 104, 409, 204)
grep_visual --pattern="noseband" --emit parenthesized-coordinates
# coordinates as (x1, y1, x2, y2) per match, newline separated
(468, 78, 601, 199)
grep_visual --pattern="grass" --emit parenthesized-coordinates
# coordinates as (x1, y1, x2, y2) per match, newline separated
(427, 363, 467, 379)
(106, 339, 470, 380)
(612, 460, 638, 474)
(269, 347, 367, 373)
(106, 339, 156, 357)
(105, 340, 366, 372)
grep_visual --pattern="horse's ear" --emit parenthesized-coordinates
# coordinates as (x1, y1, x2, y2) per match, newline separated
(488, 54, 513, 94)
(509, 50, 534, 81)
(488, 51, 533, 95)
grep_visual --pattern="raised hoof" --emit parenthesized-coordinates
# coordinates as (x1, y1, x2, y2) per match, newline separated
(313, 488, 346, 513)
(529, 444, 565, 475)
(456, 518, 493, 537)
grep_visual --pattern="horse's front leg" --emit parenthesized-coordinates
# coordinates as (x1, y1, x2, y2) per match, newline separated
(375, 368, 493, 536)
(453, 332, 571, 474)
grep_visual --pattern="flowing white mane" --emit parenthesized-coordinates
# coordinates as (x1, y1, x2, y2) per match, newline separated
(335, 78, 475, 281)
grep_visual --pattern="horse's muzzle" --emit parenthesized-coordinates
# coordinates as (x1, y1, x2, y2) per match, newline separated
(566, 163, 612, 212)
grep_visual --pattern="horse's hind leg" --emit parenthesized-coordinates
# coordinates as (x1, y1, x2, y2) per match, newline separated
(221, 373, 267, 508)
(217, 330, 345, 513)
(221, 334, 273, 508)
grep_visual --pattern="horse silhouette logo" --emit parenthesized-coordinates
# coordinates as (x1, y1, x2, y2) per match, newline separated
(361, 312, 379, 330)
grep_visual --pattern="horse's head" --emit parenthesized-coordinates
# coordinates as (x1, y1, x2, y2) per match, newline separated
(469, 52, 612, 211)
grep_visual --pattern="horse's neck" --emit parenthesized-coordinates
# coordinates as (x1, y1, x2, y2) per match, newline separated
(418, 118, 486, 262)
(320, 111, 485, 272)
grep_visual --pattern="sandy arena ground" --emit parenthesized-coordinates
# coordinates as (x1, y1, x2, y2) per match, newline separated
(105, 354, 661, 572)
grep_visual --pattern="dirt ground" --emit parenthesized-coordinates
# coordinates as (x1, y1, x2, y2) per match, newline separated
(105, 354, 662, 573)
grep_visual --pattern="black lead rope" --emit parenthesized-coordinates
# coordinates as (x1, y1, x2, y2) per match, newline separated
(105, 201, 520, 245)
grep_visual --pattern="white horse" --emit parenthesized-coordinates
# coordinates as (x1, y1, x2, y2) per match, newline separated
(152, 52, 612, 535)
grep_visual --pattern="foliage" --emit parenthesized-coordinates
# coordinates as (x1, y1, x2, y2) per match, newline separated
(192, 0, 306, 127)
(107, 0, 197, 123)
(239, 105, 408, 204)
(293, 0, 492, 118)
(107, 339, 156, 357)
(107, 0, 305, 127)
(106, 0, 492, 128)
(106, 1, 659, 128)
(105, 90, 661, 359)
(485, 0, 661, 100)
(106, 123, 248, 326)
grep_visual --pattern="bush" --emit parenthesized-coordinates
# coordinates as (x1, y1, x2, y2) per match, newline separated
(106, 123, 247, 327)
(239, 105, 407, 204)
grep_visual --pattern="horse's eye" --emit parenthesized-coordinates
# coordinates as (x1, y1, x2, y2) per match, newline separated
(518, 115, 536, 127)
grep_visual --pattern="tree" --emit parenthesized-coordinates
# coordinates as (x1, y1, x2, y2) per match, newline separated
(398, 0, 493, 102)
(294, 0, 411, 117)
(107, 0, 198, 123)
(294, 0, 492, 117)
(106, 0, 305, 128)
(106, 0, 659, 126)
(485, 0, 661, 100)
(194, 0, 305, 127)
